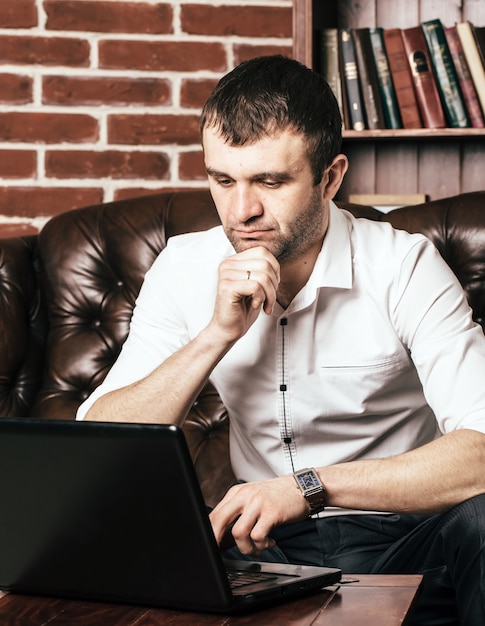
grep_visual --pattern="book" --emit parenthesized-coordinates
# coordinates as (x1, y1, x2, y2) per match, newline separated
(382, 28, 422, 128)
(421, 18, 469, 128)
(369, 27, 402, 129)
(444, 25, 484, 128)
(401, 26, 446, 128)
(472, 25, 485, 106)
(339, 28, 366, 130)
(473, 25, 485, 63)
(317, 28, 344, 123)
(456, 21, 485, 117)
(337, 30, 351, 130)
(352, 28, 386, 129)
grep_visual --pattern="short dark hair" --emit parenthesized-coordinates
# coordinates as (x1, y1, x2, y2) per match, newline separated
(200, 55, 342, 185)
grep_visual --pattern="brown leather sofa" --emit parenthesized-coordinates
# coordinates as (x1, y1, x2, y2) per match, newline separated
(2, 189, 485, 506)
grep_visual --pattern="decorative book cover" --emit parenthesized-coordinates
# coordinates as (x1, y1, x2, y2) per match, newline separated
(444, 25, 484, 128)
(421, 18, 469, 128)
(352, 28, 386, 129)
(317, 28, 344, 123)
(401, 26, 446, 128)
(339, 28, 366, 130)
(382, 28, 422, 128)
(369, 27, 402, 129)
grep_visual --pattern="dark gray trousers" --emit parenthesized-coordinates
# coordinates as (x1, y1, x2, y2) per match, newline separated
(224, 494, 485, 625)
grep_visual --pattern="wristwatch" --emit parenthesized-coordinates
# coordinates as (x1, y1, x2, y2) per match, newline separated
(293, 468, 326, 515)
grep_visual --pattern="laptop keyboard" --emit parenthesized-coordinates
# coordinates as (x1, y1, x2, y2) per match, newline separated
(227, 569, 277, 589)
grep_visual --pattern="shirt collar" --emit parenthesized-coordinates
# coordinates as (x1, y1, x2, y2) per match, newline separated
(309, 200, 353, 289)
(284, 201, 352, 314)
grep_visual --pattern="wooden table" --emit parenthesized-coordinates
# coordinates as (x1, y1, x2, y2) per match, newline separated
(0, 575, 422, 625)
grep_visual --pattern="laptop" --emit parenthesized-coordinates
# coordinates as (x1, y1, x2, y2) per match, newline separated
(0, 418, 341, 613)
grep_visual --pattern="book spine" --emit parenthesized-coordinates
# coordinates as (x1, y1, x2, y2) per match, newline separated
(382, 28, 422, 129)
(317, 28, 344, 121)
(369, 27, 402, 129)
(339, 28, 366, 131)
(472, 25, 485, 65)
(401, 26, 446, 128)
(444, 25, 484, 128)
(421, 18, 469, 128)
(456, 21, 485, 116)
(352, 28, 386, 129)
(472, 25, 485, 111)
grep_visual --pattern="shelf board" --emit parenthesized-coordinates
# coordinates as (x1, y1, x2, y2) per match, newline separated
(343, 128, 485, 140)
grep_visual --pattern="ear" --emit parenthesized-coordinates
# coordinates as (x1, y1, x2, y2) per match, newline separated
(322, 154, 348, 200)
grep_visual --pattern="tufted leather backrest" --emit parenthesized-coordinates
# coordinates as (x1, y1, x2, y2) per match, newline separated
(345, 192, 485, 329)
(0, 236, 46, 416)
(34, 190, 220, 418)
(1, 189, 485, 505)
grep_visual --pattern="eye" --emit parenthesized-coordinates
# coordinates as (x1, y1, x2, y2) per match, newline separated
(215, 177, 233, 187)
(262, 180, 282, 188)
(255, 174, 289, 188)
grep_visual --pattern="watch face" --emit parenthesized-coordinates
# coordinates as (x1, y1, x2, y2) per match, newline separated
(297, 470, 321, 490)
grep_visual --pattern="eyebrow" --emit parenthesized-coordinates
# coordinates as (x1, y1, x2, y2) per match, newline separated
(206, 168, 227, 178)
(206, 168, 294, 183)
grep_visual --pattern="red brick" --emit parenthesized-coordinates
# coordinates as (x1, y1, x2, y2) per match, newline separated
(45, 150, 170, 180)
(99, 40, 226, 72)
(234, 44, 294, 65)
(179, 151, 206, 181)
(0, 150, 36, 178)
(0, 0, 37, 28)
(181, 5, 292, 38)
(181, 79, 219, 109)
(0, 187, 103, 217)
(43, 76, 171, 106)
(0, 74, 33, 104)
(0, 223, 39, 237)
(45, 1, 173, 34)
(108, 114, 200, 146)
(0, 36, 89, 66)
(0, 113, 98, 143)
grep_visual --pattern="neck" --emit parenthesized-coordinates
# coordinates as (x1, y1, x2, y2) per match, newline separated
(276, 239, 323, 309)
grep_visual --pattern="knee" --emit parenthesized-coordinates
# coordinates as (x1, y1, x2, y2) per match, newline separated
(440, 494, 485, 547)
(451, 493, 485, 524)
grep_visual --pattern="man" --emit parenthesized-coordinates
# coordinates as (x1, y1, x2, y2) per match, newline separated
(78, 56, 485, 624)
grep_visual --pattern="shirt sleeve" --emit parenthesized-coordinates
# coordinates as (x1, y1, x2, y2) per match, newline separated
(391, 236, 485, 435)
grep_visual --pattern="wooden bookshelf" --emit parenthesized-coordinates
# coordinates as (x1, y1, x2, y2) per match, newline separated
(344, 128, 485, 140)
(292, 0, 485, 202)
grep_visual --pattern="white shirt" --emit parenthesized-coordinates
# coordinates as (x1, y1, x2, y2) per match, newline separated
(78, 202, 485, 489)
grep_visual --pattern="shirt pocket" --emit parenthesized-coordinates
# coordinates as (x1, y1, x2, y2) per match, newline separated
(314, 355, 414, 418)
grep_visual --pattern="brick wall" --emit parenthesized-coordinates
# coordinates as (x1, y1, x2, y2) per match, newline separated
(0, 0, 292, 236)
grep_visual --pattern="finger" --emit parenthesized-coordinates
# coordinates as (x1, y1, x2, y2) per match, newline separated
(242, 511, 277, 555)
(236, 249, 280, 290)
(231, 512, 262, 556)
(210, 485, 263, 555)
(245, 271, 277, 315)
(209, 485, 244, 545)
(220, 258, 279, 315)
(217, 272, 274, 317)
(231, 513, 277, 557)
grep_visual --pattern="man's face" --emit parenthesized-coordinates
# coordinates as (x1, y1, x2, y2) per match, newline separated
(202, 126, 328, 265)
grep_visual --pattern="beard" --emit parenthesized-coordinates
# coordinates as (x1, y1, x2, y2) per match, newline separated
(225, 186, 326, 264)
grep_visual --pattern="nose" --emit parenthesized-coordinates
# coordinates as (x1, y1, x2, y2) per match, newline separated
(233, 184, 264, 223)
